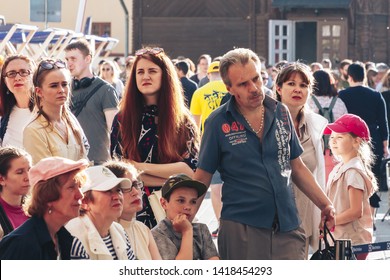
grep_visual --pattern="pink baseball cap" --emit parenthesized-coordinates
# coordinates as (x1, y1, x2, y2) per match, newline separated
(29, 157, 89, 187)
(323, 114, 370, 141)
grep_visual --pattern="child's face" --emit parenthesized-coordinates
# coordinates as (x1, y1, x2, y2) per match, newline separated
(161, 187, 198, 222)
(329, 132, 359, 160)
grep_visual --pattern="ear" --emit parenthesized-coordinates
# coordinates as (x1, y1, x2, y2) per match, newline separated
(160, 197, 168, 211)
(35, 87, 43, 98)
(354, 137, 362, 148)
(275, 84, 281, 94)
(85, 54, 92, 64)
(226, 85, 232, 94)
(0, 174, 6, 186)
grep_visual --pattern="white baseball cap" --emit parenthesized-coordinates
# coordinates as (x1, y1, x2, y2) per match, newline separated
(82, 166, 131, 193)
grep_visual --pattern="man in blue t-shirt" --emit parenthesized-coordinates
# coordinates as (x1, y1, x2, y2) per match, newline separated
(194, 48, 335, 260)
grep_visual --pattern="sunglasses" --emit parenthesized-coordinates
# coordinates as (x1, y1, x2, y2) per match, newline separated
(4, 69, 32, 79)
(34, 59, 67, 85)
(135, 47, 164, 56)
(101, 68, 112, 71)
(122, 180, 144, 193)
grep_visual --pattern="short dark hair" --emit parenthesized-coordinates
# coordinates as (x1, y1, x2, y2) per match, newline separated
(175, 60, 189, 75)
(64, 39, 93, 57)
(347, 63, 365, 82)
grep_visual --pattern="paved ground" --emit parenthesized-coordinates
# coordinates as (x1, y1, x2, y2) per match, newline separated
(196, 189, 390, 260)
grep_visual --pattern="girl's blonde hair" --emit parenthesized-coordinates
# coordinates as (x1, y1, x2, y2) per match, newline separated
(334, 133, 378, 193)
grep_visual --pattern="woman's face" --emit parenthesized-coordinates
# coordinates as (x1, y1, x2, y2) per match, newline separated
(36, 69, 70, 109)
(3, 59, 33, 96)
(277, 72, 310, 110)
(101, 64, 113, 79)
(135, 58, 162, 105)
(121, 172, 142, 217)
(49, 173, 84, 223)
(0, 156, 31, 197)
(87, 186, 124, 223)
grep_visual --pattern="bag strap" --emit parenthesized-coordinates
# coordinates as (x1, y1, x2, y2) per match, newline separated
(73, 81, 105, 117)
(323, 223, 335, 249)
(311, 95, 324, 114)
(328, 96, 337, 111)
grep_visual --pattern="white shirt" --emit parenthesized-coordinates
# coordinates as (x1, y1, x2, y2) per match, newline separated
(2, 107, 34, 148)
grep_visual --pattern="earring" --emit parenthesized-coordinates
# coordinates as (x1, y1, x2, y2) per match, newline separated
(6, 90, 10, 95)
(48, 207, 52, 214)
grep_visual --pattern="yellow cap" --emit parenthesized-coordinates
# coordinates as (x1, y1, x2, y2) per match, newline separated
(207, 61, 220, 73)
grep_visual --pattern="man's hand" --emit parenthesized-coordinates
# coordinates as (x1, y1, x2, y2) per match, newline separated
(320, 204, 336, 230)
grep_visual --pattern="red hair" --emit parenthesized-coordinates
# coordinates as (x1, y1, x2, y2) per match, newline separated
(119, 51, 199, 163)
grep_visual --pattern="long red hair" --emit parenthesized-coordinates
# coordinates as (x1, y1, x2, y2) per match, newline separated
(119, 50, 199, 163)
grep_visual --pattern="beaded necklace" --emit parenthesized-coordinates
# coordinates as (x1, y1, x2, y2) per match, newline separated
(240, 105, 264, 134)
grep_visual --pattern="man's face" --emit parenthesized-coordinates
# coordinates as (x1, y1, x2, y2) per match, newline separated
(340, 64, 350, 80)
(198, 58, 210, 75)
(226, 60, 265, 112)
(65, 49, 91, 79)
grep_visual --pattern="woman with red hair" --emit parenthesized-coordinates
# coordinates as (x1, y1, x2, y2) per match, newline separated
(110, 47, 199, 228)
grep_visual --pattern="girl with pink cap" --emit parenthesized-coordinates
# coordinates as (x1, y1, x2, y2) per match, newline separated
(324, 114, 376, 260)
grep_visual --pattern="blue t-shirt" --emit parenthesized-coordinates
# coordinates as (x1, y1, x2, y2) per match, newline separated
(197, 95, 303, 232)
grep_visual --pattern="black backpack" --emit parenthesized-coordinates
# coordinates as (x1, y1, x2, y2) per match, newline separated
(311, 95, 337, 152)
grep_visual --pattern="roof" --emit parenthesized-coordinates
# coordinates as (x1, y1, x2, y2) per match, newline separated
(272, 0, 352, 9)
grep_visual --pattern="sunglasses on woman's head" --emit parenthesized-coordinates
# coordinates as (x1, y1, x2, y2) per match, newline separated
(34, 59, 67, 85)
(135, 47, 164, 56)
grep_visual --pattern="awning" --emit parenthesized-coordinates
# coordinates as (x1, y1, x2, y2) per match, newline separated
(272, 0, 352, 9)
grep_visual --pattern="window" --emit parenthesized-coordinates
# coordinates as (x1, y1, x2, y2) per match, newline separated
(318, 21, 346, 65)
(30, 0, 61, 22)
(92, 23, 111, 37)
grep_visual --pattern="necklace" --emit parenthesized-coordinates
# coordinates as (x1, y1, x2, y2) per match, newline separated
(240, 105, 265, 134)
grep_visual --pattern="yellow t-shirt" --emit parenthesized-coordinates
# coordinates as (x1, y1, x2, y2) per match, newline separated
(190, 80, 228, 132)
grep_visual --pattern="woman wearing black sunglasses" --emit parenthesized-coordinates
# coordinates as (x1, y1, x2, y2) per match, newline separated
(110, 47, 200, 229)
(0, 55, 36, 148)
(23, 59, 89, 164)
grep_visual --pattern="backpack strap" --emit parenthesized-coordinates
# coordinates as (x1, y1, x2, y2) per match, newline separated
(73, 81, 105, 117)
(311, 95, 324, 114)
(328, 96, 337, 111)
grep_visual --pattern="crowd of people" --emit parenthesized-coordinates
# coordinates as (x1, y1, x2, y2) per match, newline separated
(0, 40, 389, 260)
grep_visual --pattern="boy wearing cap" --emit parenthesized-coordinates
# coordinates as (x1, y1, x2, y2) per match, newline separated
(66, 166, 136, 260)
(151, 174, 219, 260)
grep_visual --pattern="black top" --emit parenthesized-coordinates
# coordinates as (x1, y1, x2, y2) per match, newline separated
(0, 216, 74, 260)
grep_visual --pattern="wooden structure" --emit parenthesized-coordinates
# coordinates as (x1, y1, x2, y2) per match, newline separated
(133, 0, 390, 66)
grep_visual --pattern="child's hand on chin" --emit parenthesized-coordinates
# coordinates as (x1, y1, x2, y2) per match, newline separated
(172, 213, 193, 233)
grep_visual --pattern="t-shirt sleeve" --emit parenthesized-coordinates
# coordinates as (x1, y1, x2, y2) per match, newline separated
(101, 85, 119, 111)
(196, 116, 220, 174)
(199, 224, 219, 260)
(190, 90, 201, 115)
(343, 169, 366, 192)
(151, 227, 179, 260)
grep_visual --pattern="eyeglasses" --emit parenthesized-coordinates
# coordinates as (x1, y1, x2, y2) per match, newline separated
(135, 47, 164, 56)
(4, 69, 31, 78)
(34, 59, 67, 85)
(122, 180, 144, 193)
(101, 68, 111, 71)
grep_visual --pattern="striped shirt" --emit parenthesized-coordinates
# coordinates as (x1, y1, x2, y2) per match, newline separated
(70, 233, 135, 260)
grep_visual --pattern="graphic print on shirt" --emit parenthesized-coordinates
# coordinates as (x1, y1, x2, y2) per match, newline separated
(275, 114, 292, 177)
(221, 121, 247, 146)
(205, 90, 226, 110)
